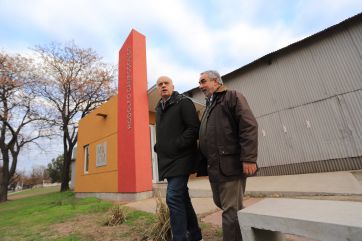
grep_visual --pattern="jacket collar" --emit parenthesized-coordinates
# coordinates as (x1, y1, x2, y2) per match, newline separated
(156, 91, 182, 111)
(215, 84, 227, 93)
(206, 85, 227, 106)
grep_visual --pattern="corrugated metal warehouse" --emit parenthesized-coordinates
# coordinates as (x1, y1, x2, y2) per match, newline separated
(185, 12, 362, 176)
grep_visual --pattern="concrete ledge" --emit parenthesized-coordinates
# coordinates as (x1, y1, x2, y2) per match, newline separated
(153, 183, 213, 198)
(245, 191, 362, 197)
(246, 172, 362, 195)
(238, 198, 362, 241)
(76, 191, 153, 202)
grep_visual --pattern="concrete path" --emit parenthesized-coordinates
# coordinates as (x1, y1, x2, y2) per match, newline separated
(127, 171, 362, 213)
(152, 171, 362, 199)
(126, 197, 218, 215)
(200, 197, 263, 226)
(125, 171, 362, 240)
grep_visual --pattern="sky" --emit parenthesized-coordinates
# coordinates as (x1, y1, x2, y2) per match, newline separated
(1, 0, 362, 173)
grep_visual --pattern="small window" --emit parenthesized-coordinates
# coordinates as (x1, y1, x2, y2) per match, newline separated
(84, 145, 89, 174)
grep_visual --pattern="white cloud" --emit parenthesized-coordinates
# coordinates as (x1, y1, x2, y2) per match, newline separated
(290, 0, 362, 34)
(219, 22, 300, 65)
(147, 47, 200, 92)
(149, 1, 217, 66)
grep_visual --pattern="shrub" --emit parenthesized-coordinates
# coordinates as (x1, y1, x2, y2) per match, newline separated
(103, 204, 126, 226)
(145, 192, 172, 241)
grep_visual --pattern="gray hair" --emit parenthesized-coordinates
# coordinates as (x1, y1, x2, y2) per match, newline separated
(200, 70, 223, 85)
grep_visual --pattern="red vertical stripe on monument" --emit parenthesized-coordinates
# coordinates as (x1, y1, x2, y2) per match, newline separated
(118, 29, 152, 192)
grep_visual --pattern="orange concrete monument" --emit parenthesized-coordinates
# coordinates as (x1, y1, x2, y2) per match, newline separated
(74, 30, 153, 201)
(118, 29, 153, 193)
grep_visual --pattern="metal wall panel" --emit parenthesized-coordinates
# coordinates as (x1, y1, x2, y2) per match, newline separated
(257, 113, 286, 167)
(309, 28, 362, 97)
(350, 22, 362, 56)
(190, 90, 205, 104)
(227, 66, 280, 117)
(256, 95, 361, 168)
(257, 157, 362, 176)
(340, 90, 362, 156)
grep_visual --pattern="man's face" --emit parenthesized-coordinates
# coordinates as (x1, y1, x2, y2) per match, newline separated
(199, 73, 219, 97)
(157, 77, 174, 99)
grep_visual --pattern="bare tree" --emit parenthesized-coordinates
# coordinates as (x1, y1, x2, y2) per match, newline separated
(8, 169, 25, 190)
(0, 52, 51, 202)
(33, 41, 116, 191)
(29, 165, 49, 186)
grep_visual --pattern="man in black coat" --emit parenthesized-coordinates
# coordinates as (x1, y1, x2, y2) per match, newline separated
(154, 76, 203, 241)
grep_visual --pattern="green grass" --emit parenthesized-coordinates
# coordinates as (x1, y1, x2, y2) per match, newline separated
(8, 186, 60, 197)
(55, 234, 83, 241)
(0, 190, 112, 241)
(121, 207, 157, 236)
(125, 207, 156, 224)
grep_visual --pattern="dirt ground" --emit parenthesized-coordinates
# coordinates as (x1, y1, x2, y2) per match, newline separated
(50, 213, 148, 241)
(49, 213, 313, 241)
(49, 212, 223, 241)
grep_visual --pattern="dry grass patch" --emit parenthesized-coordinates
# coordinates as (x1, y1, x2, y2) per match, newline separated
(143, 192, 172, 241)
(103, 204, 127, 226)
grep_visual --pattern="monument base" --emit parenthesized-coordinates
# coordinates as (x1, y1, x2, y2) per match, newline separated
(76, 191, 153, 202)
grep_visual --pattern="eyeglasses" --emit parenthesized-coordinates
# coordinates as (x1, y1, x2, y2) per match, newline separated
(198, 78, 208, 84)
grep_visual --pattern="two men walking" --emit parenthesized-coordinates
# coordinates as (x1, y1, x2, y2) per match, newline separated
(154, 70, 258, 241)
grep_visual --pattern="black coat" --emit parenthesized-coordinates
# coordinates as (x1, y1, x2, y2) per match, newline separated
(155, 91, 200, 180)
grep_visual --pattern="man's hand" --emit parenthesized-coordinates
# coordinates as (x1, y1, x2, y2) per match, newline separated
(243, 162, 257, 176)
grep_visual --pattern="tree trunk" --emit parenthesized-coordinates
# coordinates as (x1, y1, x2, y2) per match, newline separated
(0, 155, 10, 202)
(61, 126, 69, 192)
(0, 178, 9, 202)
(60, 149, 73, 192)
